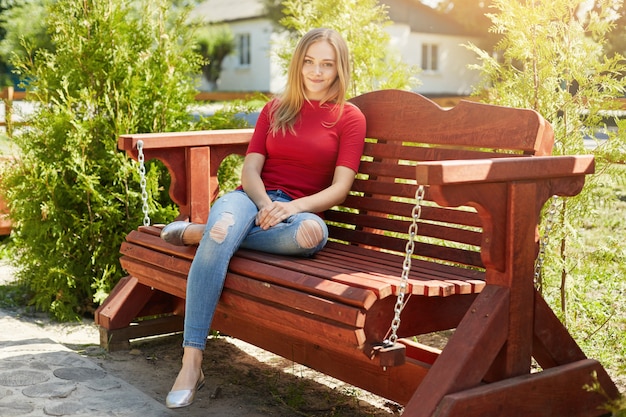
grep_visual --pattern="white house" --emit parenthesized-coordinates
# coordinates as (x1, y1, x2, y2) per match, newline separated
(190, 0, 486, 96)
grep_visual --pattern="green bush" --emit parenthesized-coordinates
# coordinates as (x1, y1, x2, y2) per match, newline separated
(0, 0, 202, 321)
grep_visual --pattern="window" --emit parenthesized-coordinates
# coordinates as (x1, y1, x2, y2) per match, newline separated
(421, 43, 439, 72)
(237, 33, 251, 67)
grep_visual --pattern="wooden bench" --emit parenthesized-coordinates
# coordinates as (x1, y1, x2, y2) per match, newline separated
(95, 90, 619, 416)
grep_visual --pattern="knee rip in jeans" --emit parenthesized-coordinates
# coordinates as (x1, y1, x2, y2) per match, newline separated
(209, 212, 235, 243)
(296, 219, 324, 249)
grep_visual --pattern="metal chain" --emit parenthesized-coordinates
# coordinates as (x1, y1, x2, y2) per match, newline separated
(534, 195, 560, 292)
(136, 140, 151, 227)
(384, 185, 426, 347)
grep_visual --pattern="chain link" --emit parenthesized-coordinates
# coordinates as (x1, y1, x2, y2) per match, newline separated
(384, 185, 425, 347)
(534, 195, 559, 292)
(136, 140, 151, 227)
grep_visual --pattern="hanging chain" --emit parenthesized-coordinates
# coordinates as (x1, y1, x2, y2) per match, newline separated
(136, 140, 151, 227)
(534, 195, 560, 292)
(384, 185, 426, 347)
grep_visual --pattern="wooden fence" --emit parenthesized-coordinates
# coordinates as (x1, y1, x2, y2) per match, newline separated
(1, 87, 26, 138)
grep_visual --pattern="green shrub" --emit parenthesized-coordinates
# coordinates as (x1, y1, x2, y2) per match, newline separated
(0, 0, 202, 321)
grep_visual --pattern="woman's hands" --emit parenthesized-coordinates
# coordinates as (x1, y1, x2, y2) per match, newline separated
(242, 152, 358, 230)
(255, 201, 297, 230)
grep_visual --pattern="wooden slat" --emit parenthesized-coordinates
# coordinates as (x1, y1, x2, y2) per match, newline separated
(217, 288, 367, 348)
(302, 251, 477, 297)
(350, 90, 549, 154)
(236, 250, 393, 299)
(362, 140, 523, 161)
(325, 210, 482, 246)
(125, 229, 197, 259)
(337, 194, 482, 227)
(328, 226, 484, 268)
(121, 239, 377, 310)
(119, 256, 188, 299)
(432, 360, 619, 417)
(323, 242, 484, 280)
(225, 273, 367, 328)
(228, 256, 377, 309)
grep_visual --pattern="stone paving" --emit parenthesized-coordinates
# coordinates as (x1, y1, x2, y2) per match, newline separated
(0, 259, 174, 417)
(0, 312, 174, 417)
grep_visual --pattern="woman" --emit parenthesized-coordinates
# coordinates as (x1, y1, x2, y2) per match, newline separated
(162, 28, 366, 409)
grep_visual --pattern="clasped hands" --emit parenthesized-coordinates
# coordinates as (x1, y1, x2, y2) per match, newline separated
(256, 201, 298, 230)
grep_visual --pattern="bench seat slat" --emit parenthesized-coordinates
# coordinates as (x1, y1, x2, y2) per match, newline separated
(323, 242, 484, 280)
(228, 256, 377, 309)
(122, 231, 379, 310)
(120, 245, 370, 329)
(125, 229, 196, 260)
(217, 288, 367, 348)
(223, 273, 367, 328)
(234, 250, 393, 299)
(321, 244, 486, 294)
(293, 252, 481, 297)
(119, 256, 188, 299)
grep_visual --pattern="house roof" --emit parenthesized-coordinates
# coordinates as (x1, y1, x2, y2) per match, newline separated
(190, 0, 481, 37)
(383, 0, 482, 36)
(190, 0, 266, 24)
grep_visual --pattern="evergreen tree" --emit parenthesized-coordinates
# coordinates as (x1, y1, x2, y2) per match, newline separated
(1, 0, 201, 320)
(465, 0, 626, 349)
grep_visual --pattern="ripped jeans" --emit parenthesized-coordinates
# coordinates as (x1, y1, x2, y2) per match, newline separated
(183, 189, 329, 350)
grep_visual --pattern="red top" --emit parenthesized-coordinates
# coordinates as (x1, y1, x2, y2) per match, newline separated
(245, 99, 366, 199)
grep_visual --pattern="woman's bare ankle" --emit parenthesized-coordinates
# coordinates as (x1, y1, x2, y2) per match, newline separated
(171, 348, 203, 390)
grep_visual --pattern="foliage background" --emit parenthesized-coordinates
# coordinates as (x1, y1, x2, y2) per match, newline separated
(466, 0, 626, 395)
(0, 0, 201, 320)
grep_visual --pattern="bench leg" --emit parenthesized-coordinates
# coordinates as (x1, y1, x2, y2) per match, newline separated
(402, 285, 510, 416)
(433, 359, 615, 417)
(401, 285, 619, 417)
(95, 275, 185, 351)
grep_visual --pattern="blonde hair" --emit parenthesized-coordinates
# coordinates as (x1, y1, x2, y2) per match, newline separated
(270, 28, 351, 135)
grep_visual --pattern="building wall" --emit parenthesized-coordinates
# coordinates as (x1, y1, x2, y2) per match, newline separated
(389, 23, 483, 96)
(201, 18, 277, 93)
(202, 18, 483, 96)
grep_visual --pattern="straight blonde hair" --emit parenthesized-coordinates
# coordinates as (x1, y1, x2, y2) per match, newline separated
(269, 28, 351, 135)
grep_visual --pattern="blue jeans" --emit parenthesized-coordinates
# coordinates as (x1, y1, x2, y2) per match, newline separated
(183, 189, 328, 350)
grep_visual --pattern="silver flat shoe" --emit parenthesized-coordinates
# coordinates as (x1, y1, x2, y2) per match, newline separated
(160, 221, 192, 246)
(165, 371, 205, 409)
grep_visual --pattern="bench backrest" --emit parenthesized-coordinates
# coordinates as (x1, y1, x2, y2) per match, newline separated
(326, 89, 554, 269)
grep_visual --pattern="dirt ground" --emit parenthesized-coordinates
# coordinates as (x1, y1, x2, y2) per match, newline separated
(4, 307, 402, 417)
(88, 333, 402, 417)
(0, 262, 401, 416)
(2, 260, 624, 416)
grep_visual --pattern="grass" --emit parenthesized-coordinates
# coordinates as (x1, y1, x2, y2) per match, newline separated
(541, 164, 626, 400)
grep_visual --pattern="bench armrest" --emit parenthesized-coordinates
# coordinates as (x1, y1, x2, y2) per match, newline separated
(415, 154, 594, 284)
(415, 155, 594, 185)
(118, 129, 253, 223)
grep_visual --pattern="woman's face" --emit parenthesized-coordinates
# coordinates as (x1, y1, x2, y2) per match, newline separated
(301, 40, 338, 101)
